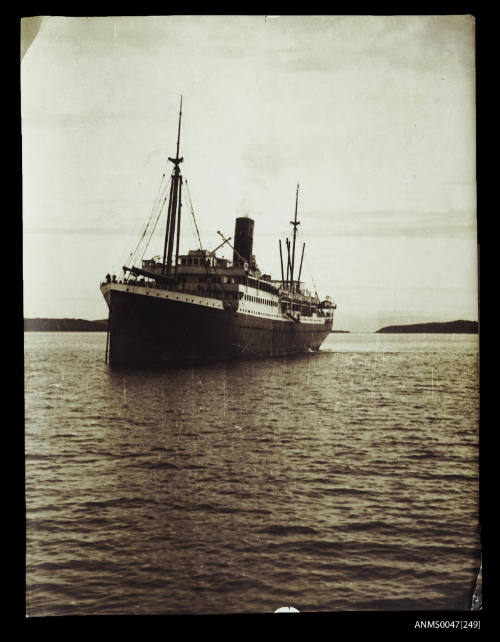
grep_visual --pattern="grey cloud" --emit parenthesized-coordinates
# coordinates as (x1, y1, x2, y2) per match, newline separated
(297, 209, 476, 239)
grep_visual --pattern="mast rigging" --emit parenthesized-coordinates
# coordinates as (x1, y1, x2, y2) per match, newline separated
(163, 96, 184, 276)
(290, 183, 300, 289)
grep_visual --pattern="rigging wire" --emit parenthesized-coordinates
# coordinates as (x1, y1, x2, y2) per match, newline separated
(130, 173, 171, 267)
(139, 175, 173, 264)
(184, 178, 204, 252)
(295, 225, 319, 298)
(122, 170, 170, 275)
(131, 174, 166, 255)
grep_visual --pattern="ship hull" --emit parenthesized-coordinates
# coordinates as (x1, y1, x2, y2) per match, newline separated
(102, 284, 332, 367)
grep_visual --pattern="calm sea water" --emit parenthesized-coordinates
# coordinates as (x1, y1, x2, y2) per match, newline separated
(25, 332, 480, 615)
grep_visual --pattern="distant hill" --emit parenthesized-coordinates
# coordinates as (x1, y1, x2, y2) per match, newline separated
(24, 318, 108, 332)
(376, 320, 478, 334)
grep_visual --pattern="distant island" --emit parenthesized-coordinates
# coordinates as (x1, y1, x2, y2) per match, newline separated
(376, 320, 478, 334)
(24, 318, 108, 332)
(24, 318, 352, 333)
(24, 318, 479, 334)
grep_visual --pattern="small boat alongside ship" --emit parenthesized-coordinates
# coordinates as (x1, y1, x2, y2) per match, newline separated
(100, 99, 336, 366)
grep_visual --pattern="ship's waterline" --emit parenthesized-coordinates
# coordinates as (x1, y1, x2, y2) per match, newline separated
(102, 101, 335, 366)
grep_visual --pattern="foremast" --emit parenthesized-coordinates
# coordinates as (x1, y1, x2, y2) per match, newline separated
(162, 96, 184, 278)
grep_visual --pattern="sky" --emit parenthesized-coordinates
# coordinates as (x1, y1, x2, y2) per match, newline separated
(21, 15, 477, 332)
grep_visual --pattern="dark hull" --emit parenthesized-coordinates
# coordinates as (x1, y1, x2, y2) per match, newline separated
(105, 288, 332, 367)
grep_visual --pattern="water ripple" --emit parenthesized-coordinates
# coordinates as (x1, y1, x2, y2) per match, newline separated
(25, 331, 480, 614)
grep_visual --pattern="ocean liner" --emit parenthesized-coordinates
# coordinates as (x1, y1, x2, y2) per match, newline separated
(100, 99, 336, 366)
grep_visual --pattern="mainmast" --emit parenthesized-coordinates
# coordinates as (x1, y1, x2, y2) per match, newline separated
(289, 183, 300, 291)
(163, 96, 184, 276)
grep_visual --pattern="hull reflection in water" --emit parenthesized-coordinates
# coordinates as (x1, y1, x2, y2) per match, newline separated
(25, 332, 480, 615)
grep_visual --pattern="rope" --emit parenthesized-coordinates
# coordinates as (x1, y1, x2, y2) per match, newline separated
(184, 178, 203, 252)
(126, 172, 167, 269)
(295, 226, 318, 299)
(115, 164, 238, 314)
(139, 175, 173, 264)
(135, 171, 172, 267)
